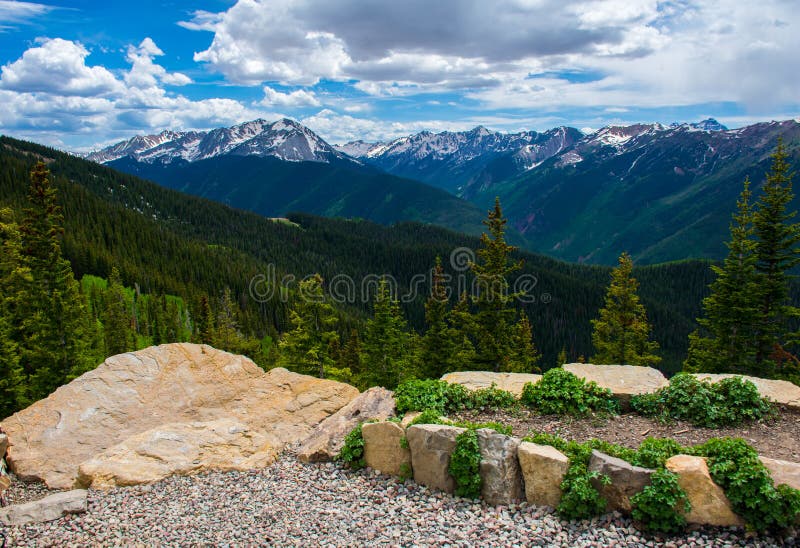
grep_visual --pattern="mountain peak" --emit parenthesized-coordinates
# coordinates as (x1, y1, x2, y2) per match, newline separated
(86, 118, 351, 165)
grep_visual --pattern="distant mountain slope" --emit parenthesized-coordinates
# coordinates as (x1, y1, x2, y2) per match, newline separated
(469, 119, 800, 264)
(106, 154, 489, 237)
(337, 126, 582, 193)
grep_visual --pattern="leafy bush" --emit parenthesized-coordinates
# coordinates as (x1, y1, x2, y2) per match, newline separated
(394, 379, 517, 415)
(632, 373, 776, 428)
(337, 423, 366, 470)
(632, 438, 687, 469)
(520, 368, 619, 416)
(695, 437, 800, 532)
(631, 469, 690, 533)
(449, 429, 482, 498)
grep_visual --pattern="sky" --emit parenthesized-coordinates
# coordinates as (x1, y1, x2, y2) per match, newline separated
(0, 0, 798, 152)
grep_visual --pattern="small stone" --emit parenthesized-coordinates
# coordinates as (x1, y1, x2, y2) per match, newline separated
(0, 489, 88, 525)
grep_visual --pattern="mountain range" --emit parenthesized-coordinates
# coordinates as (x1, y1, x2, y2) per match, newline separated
(86, 116, 800, 265)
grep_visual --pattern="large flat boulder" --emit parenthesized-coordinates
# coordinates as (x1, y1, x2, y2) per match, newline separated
(588, 450, 654, 513)
(1, 344, 358, 488)
(476, 429, 524, 505)
(0, 490, 87, 526)
(362, 421, 411, 476)
(517, 442, 569, 508)
(441, 372, 540, 397)
(691, 374, 800, 410)
(77, 419, 277, 489)
(760, 456, 800, 490)
(406, 424, 466, 494)
(297, 387, 395, 462)
(665, 455, 743, 527)
(563, 364, 668, 404)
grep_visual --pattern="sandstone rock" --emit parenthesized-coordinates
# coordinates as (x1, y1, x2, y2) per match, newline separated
(476, 429, 524, 505)
(588, 450, 654, 513)
(0, 490, 87, 525)
(400, 411, 422, 428)
(297, 387, 395, 462)
(362, 421, 411, 476)
(691, 373, 800, 410)
(0, 433, 7, 457)
(77, 419, 278, 489)
(441, 371, 541, 397)
(760, 456, 800, 490)
(665, 455, 743, 527)
(563, 364, 668, 405)
(517, 442, 569, 508)
(406, 424, 466, 493)
(1, 344, 358, 488)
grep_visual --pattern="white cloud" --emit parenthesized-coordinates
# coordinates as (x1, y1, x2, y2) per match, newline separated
(0, 38, 121, 96)
(0, 0, 53, 30)
(259, 85, 320, 107)
(124, 38, 191, 88)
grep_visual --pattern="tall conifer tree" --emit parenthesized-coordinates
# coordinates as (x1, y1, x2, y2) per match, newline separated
(591, 252, 660, 366)
(102, 267, 135, 356)
(507, 311, 541, 373)
(360, 279, 413, 388)
(419, 257, 459, 378)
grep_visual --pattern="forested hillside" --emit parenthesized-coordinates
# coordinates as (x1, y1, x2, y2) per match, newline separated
(0, 136, 718, 378)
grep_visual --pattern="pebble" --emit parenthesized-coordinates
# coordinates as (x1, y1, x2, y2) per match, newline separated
(1, 455, 790, 547)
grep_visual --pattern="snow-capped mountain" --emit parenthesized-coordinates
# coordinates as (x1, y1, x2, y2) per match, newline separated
(86, 119, 352, 165)
(336, 125, 582, 193)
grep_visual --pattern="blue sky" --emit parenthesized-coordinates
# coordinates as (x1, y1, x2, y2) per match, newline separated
(0, 0, 798, 151)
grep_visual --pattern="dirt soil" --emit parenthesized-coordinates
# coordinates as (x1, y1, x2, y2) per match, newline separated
(452, 406, 800, 462)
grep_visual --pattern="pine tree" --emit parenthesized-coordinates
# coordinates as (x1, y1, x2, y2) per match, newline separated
(684, 180, 761, 374)
(419, 257, 459, 378)
(752, 140, 800, 375)
(102, 267, 134, 357)
(338, 329, 363, 378)
(449, 291, 478, 371)
(17, 163, 97, 398)
(278, 275, 341, 379)
(195, 294, 214, 344)
(557, 347, 568, 366)
(0, 208, 29, 415)
(470, 198, 523, 371)
(360, 279, 413, 388)
(506, 311, 541, 373)
(212, 288, 259, 357)
(591, 252, 661, 366)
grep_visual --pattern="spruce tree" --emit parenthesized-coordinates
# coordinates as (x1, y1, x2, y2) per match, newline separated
(507, 311, 541, 373)
(195, 294, 215, 344)
(212, 288, 259, 357)
(448, 291, 478, 371)
(470, 198, 523, 371)
(278, 275, 341, 379)
(18, 163, 97, 397)
(419, 257, 459, 378)
(0, 208, 29, 415)
(591, 252, 661, 366)
(684, 180, 761, 374)
(752, 140, 800, 374)
(338, 329, 363, 379)
(360, 279, 413, 388)
(102, 267, 134, 357)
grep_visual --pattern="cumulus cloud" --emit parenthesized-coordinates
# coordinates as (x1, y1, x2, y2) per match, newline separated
(0, 37, 258, 149)
(259, 86, 320, 107)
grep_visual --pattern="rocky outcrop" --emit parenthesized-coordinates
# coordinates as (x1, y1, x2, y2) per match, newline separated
(517, 442, 569, 508)
(0, 490, 87, 525)
(77, 419, 278, 489)
(665, 455, 743, 527)
(691, 374, 800, 410)
(563, 364, 668, 405)
(406, 424, 466, 494)
(588, 450, 654, 513)
(0, 433, 7, 457)
(477, 429, 524, 505)
(760, 456, 800, 490)
(362, 421, 411, 476)
(1, 344, 358, 488)
(297, 387, 395, 462)
(441, 372, 541, 397)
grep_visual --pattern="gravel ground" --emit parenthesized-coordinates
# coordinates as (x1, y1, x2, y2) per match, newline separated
(452, 408, 800, 462)
(2, 456, 792, 547)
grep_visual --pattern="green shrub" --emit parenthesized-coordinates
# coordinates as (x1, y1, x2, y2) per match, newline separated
(449, 429, 482, 499)
(520, 368, 619, 416)
(695, 437, 800, 532)
(632, 373, 776, 428)
(394, 379, 517, 415)
(631, 469, 690, 533)
(632, 438, 687, 469)
(337, 423, 366, 470)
